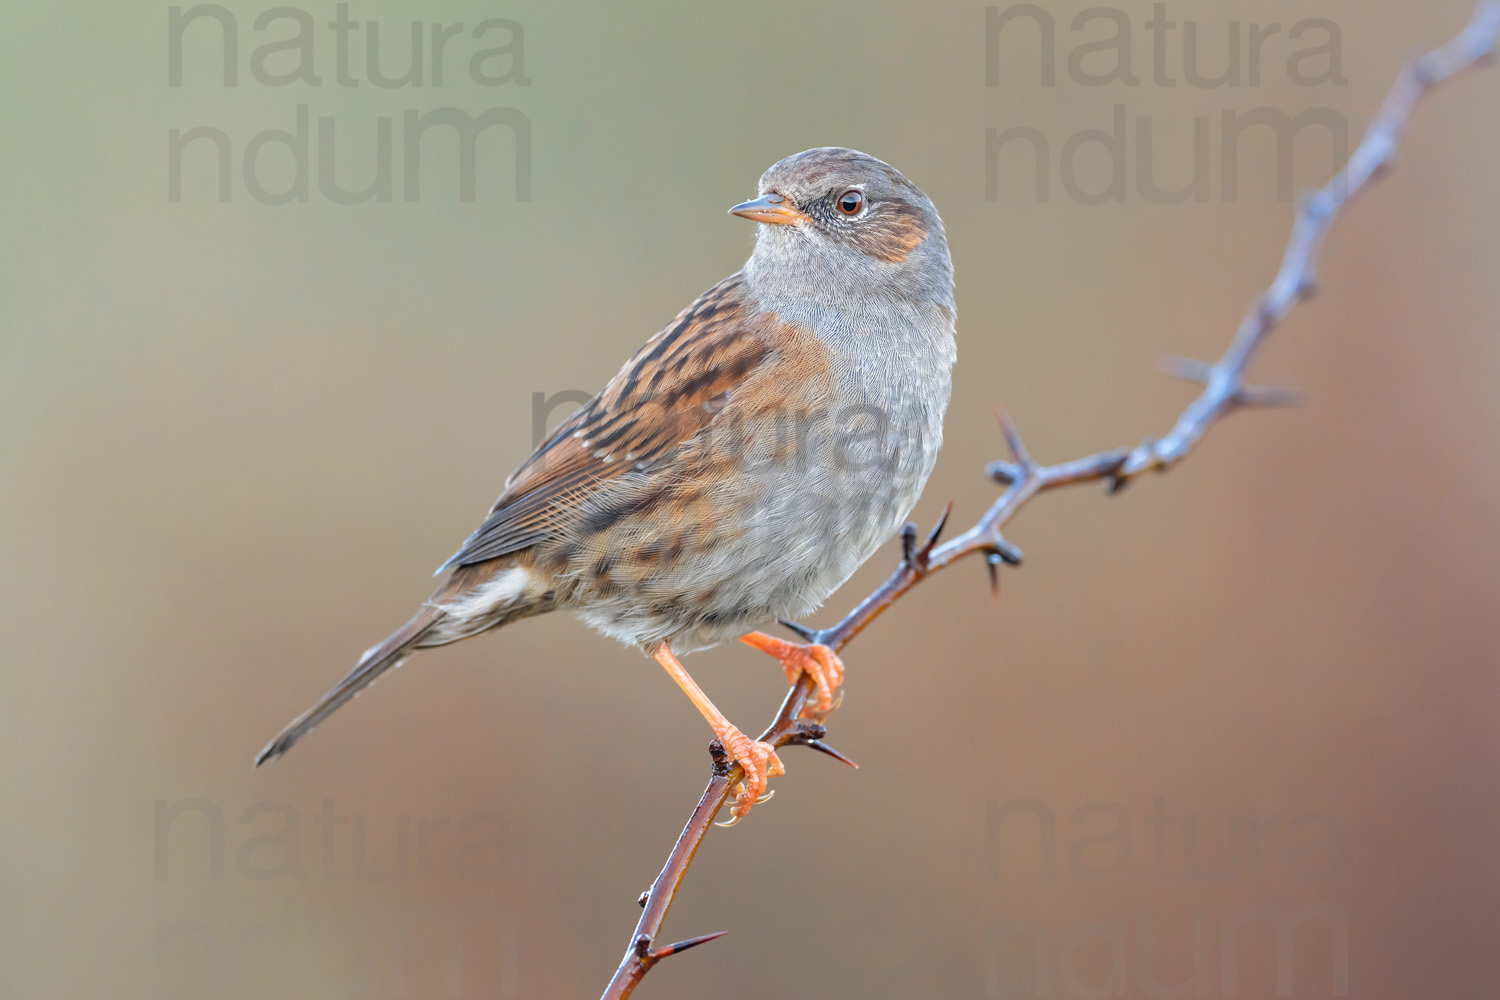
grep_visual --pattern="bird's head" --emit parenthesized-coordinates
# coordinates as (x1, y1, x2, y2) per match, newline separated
(732, 147, 952, 308)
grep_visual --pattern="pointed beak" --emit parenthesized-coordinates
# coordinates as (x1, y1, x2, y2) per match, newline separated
(728, 192, 808, 226)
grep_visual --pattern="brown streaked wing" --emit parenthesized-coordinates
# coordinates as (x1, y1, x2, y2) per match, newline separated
(438, 273, 771, 570)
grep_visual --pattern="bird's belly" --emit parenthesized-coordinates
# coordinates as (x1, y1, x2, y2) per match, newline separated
(569, 387, 946, 653)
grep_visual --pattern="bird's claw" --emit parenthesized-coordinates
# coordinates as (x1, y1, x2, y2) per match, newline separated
(785, 643, 845, 719)
(741, 633, 846, 720)
(714, 723, 784, 825)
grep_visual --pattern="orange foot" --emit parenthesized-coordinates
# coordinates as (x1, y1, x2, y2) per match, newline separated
(741, 632, 846, 719)
(715, 722, 785, 824)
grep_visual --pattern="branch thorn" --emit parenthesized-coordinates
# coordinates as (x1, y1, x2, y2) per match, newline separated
(649, 930, 729, 960)
(777, 618, 819, 643)
(994, 404, 1036, 471)
(924, 502, 954, 558)
(1161, 356, 1216, 385)
(801, 739, 860, 768)
(1233, 384, 1305, 408)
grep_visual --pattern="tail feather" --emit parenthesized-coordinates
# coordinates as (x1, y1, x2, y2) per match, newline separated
(255, 604, 446, 765)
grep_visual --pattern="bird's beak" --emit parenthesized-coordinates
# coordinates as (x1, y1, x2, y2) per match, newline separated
(728, 192, 808, 226)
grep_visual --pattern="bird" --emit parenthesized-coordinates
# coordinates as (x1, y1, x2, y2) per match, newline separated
(256, 147, 957, 821)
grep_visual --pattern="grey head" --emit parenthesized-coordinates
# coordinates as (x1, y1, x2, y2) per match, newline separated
(730, 147, 954, 313)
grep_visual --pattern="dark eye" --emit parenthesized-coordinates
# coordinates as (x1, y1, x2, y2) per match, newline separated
(837, 189, 865, 216)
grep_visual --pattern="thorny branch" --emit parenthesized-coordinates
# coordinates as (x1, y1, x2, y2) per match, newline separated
(600, 6, 1500, 997)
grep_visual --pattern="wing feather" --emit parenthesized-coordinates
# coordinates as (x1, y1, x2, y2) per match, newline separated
(438, 272, 772, 571)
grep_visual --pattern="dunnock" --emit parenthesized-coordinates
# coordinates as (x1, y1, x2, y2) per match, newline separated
(258, 147, 957, 820)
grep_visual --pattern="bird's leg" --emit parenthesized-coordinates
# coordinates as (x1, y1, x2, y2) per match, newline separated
(740, 632, 845, 720)
(652, 643, 784, 822)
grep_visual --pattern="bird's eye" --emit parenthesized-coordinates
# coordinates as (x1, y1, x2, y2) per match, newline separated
(837, 189, 865, 216)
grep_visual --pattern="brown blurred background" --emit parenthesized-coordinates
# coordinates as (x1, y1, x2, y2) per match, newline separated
(3, 1, 1499, 997)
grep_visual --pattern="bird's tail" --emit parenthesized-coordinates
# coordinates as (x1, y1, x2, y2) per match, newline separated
(255, 604, 446, 765)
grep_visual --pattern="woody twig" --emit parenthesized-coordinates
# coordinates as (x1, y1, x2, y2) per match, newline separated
(599, 5, 1500, 996)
